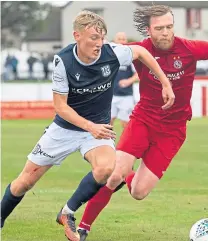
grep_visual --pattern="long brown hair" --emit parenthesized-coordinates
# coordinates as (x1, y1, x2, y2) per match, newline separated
(134, 5, 174, 36)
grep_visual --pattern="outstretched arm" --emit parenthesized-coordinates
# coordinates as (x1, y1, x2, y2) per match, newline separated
(129, 45, 175, 110)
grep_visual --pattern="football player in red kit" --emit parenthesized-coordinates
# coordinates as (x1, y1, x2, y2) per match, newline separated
(77, 5, 208, 240)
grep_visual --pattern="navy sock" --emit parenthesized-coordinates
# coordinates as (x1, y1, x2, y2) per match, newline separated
(67, 172, 105, 212)
(1, 184, 24, 228)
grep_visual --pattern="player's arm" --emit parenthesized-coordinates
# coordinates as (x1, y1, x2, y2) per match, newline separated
(111, 42, 170, 87)
(52, 55, 115, 139)
(110, 43, 175, 109)
(53, 94, 115, 139)
(53, 93, 90, 131)
(129, 45, 171, 88)
(130, 45, 176, 109)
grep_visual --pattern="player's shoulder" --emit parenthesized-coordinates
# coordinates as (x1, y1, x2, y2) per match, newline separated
(174, 36, 193, 47)
(102, 42, 126, 58)
(103, 42, 115, 51)
(54, 43, 76, 68)
(57, 43, 76, 58)
(127, 38, 152, 48)
(174, 36, 186, 43)
(174, 36, 198, 53)
(104, 42, 123, 51)
(104, 42, 133, 66)
(52, 44, 75, 69)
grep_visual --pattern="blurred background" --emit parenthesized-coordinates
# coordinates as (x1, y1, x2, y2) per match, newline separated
(1, 1, 208, 119)
(1, 1, 208, 82)
(1, 3, 208, 241)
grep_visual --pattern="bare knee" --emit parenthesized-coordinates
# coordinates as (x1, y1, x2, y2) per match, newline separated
(131, 187, 150, 201)
(108, 172, 124, 189)
(10, 161, 51, 196)
(93, 164, 115, 183)
(11, 175, 36, 196)
(21, 179, 35, 192)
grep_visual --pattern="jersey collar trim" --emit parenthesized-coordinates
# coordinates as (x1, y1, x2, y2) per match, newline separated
(73, 45, 101, 66)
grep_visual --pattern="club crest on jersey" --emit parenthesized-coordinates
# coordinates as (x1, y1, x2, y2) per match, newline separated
(101, 65, 111, 77)
(174, 59, 182, 69)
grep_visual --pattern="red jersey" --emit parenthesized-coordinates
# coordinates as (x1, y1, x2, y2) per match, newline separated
(131, 37, 208, 127)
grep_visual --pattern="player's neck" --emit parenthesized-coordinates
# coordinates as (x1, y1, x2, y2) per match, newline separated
(75, 45, 100, 65)
(77, 52, 92, 64)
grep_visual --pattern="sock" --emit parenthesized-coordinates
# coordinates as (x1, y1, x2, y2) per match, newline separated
(67, 172, 105, 212)
(1, 184, 24, 227)
(78, 185, 114, 232)
(62, 204, 74, 215)
(125, 171, 135, 194)
(113, 181, 126, 193)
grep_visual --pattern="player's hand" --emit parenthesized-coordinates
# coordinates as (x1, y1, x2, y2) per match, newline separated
(86, 122, 116, 140)
(119, 79, 132, 88)
(161, 85, 175, 110)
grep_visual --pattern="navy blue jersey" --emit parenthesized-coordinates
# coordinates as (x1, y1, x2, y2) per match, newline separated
(52, 43, 133, 131)
(113, 64, 136, 96)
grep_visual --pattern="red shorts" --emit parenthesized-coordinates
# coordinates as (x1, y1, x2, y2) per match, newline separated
(116, 117, 186, 179)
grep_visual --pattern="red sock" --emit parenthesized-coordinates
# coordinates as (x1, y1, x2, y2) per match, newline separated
(78, 185, 114, 232)
(125, 171, 135, 193)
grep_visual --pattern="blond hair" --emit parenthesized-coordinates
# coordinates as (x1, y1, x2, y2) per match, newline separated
(73, 10, 107, 34)
(134, 5, 174, 36)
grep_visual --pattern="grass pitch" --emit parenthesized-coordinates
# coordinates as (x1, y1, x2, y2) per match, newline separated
(1, 118, 208, 241)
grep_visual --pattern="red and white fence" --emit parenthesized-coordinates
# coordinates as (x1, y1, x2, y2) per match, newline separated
(191, 77, 208, 117)
(1, 77, 208, 119)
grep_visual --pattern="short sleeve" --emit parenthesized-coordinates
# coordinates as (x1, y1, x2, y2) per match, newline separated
(109, 43, 133, 66)
(52, 55, 69, 94)
(182, 39, 208, 61)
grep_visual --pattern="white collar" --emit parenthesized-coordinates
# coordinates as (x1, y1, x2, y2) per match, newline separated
(73, 44, 101, 66)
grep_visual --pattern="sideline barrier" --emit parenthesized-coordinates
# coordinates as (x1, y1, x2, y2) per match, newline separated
(1, 101, 55, 119)
(1, 77, 208, 119)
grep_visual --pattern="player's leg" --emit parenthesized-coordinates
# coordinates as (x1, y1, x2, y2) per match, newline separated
(128, 160, 159, 200)
(77, 125, 186, 240)
(77, 118, 149, 236)
(64, 141, 116, 212)
(1, 161, 51, 228)
(11, 162, 51, 196)
(1, 122, 80, 229)
(129, 126, 187, 200)
(78, 150, 136, 236)
(57, 137, 116, 241)
(63, 144, 116, 215)
(109, 95, 133, 192)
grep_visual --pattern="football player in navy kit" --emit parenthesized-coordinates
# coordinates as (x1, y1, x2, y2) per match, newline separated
(1, 11, 174, 241)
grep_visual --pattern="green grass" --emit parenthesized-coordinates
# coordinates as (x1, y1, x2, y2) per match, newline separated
(1, 118, 208, 241)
